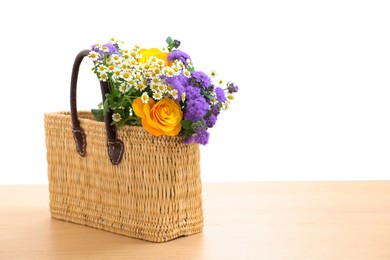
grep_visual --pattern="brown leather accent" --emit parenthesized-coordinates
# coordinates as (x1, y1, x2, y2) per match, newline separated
(107, 139, 124, 165)
(72, 127, 86, 157)
(70, 50, 125, 165)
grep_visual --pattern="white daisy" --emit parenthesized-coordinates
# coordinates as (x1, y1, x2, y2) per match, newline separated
(101, 45, 110, 53)
(134, 72, 142, 81)
(166, 68, 175, 77)
(99, 73, 108, 82)
(210, 70, 217, 78)
(136, 81, 147, 91)
(112, 54, 121, 64)
(170, 89, 178, 100)
(89, 51, 99, 61)
(181, 92, 186, 102)
(153, 92, 163, 100)
(112, 68, 122, 79)
(131, 51, 138, 58)
(174, 60, 184, 69)
(97, 65, 107, 73)
(119, 83, 130, 93)
(148, 56, 158, 64)
(157, 59, 165, 67)
(129, 108, 133, 116)
(150, 83, 159, 92)
(183, 69, 191, 78)
(112, 113, 121, 122)
(121, 71, 131, 81)
(128, 78, 137, 86)
(144, 71, 153, 78)
(172, 65, 180, 74)
(108, 64, 115, 72)
(141, 92, 149, 104)
(152, 67, 161, 75)
(151, 77, 161, 85)
(158, 84, 167, 93)
(123, 52, 130, 60)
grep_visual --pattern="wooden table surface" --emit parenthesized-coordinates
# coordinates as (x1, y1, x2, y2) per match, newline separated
(1, 182, 390, 260)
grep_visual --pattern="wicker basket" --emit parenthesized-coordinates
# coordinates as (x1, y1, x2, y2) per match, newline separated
(44, 50, 203, 242)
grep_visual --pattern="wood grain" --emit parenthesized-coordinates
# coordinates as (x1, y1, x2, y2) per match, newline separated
(1, 182, 390, 259)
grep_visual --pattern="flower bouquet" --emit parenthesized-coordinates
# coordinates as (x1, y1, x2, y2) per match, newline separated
(89, 37, 238, 144)
(44, 37, 238, 242)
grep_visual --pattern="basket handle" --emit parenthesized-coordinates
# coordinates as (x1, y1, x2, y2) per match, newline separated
(70, 49, 124, 165)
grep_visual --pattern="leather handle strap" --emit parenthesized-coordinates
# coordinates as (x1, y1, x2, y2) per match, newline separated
(70, 49, 124, 165)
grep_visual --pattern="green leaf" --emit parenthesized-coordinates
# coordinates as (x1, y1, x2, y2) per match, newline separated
(166, 36, 173, 45)
(202, 91, 214, 101)
(91, 109, 105, 122)
(187, 65, 195, 72)
(181, 120, 193, 130)
(103, 99, 110, 116)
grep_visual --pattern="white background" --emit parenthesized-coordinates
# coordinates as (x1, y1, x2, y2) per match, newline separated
(1, 0, 389, 184)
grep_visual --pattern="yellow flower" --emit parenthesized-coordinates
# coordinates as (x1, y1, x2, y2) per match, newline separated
(138, 48, 168, 65)
(132, 97, 182, 136)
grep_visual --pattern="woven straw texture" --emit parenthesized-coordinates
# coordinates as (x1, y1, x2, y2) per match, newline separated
(44, 111, 203, 242)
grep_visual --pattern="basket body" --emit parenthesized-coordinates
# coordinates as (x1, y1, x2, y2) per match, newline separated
(44, 111, 203, 242)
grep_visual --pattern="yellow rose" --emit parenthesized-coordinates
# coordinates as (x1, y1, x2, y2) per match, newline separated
(132, 97, 182, 136)
(138, 48, 168, 65)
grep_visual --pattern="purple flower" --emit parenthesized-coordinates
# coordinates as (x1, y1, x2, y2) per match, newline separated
(90, 42, 119, 56)
(184, 97, 209, 121)
(91, 44, 100, 52)
(185, 85, 201, 100)
(165, 76, 184, 100)
(205, 115, 217, 128)
(215, 87, 227, 102)
(190, 71, 211, 89)
(103, 43, 119, 55)
(168, 50, 191, 65)
(211, 105, 221, 116)
(178, 73, 190, 86)
(228, 84, 239, 93)
(193, 129, 210, 145)
(183, 136, 194, 144)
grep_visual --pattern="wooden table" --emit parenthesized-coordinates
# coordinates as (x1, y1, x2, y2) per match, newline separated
(1, 182, 390, 259)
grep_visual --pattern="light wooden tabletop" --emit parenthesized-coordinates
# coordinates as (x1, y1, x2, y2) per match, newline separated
(1, 182, 390, 260)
